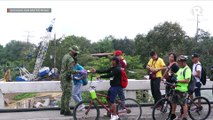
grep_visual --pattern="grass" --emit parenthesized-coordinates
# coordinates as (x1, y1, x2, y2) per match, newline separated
(13, 93, 37, 101)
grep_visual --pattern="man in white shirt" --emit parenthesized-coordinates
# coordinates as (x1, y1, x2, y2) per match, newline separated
(192, 53, 202, 97)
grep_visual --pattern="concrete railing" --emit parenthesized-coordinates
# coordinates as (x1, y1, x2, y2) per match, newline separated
(0, 79, 212, 108)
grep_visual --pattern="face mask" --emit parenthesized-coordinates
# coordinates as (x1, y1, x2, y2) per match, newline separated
(73, 53, 78, 57)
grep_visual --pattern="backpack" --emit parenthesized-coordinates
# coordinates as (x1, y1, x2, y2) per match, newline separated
(195, 64, 207, 85)
(81, 70, 88, 86)
(121, 68, 128, 88)
(82, 77, 88, 86)
(183, 68, 196, 94)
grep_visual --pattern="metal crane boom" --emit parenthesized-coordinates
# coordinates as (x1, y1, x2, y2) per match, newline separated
(32, 18, 55, 80)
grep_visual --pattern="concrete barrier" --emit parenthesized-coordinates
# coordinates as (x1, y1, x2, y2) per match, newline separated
(0, 79, 212, 108)
(0, 80, 148, 93)
(0, 89, 4, 108)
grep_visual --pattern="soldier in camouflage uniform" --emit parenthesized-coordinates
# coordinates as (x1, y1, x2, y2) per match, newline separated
(60, 45, 79, 116)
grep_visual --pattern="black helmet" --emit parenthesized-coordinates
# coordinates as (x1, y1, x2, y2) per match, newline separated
(192, 53, 199, 58)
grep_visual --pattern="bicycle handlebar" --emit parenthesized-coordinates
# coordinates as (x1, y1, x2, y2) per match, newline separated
(161, 80, 179, 87)
(87, 72, 104, 90)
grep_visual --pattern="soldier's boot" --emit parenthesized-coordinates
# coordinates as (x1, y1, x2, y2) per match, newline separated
(60, 110, 65, 115)
(64, 111, 73, 116)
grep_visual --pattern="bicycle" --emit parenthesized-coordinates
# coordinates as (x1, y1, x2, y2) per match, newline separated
(152, 81, 211, 120)
(73, 78, 142, 120)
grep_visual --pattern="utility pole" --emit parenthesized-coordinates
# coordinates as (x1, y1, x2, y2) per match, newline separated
(54, 33, 56, 68)
(24, 31, 34, 61)
(53, 34, 65, 68)
(192, 6, 202, 42)
(24, 31, 34, 51)
(195, 13, 199, 42)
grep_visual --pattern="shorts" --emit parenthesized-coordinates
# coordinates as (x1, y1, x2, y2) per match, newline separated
(107, 86, 125, 104)
(172, 91, 187, 105)
(194, 82, 202, 97)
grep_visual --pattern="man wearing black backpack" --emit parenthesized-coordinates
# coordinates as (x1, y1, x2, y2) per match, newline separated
(192, 53, 202, 97)
(192, 53, 206, 110)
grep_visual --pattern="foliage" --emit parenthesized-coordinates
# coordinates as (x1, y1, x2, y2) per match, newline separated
(13, 93, 37, 101)
(135, 34, 149, 62)
(137, 90, 154, 103)
(146, 22, 186, 55)
(77, 54, 98, 67)
(90, 36, 114, 53)
(43, 35, 92, 69)
(125, 55, 146, 79)
(87, 57, 111, 70)
(112, 37, 136, 55)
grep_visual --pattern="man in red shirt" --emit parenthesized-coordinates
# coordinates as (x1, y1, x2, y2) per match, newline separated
(114, 50, 127, 71)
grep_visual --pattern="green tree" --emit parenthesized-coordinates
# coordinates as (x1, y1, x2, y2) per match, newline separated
(90, 36, 114, 53)
(43, 35, 92, 70)
(112, 37, 135, 55)
(0, 45, 6, 64)
(134, 34, 150, 62)
(146, 21, 186, 55)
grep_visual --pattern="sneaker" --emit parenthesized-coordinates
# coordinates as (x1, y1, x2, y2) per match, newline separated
(170, 114, 177, 120)
(77, 104, 85, 111)
(60, 110, 65, 115)
(110, 115, 119, 120)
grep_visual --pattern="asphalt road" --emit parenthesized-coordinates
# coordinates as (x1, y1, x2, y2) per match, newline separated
(0, 106, 212, 120)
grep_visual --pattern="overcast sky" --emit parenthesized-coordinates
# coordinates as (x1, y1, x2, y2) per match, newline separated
(0, 1, 213, 46)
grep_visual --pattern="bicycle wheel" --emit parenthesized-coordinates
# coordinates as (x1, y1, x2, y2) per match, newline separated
(117, 98, 142, 120)
(73, 100, 100, 120)
(188, 96, 211, 120)
(152, 98, 172, 120)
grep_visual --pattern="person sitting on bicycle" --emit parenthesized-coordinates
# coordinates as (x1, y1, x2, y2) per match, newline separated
(91, 57, 125, 120)
(171, 55, 192, 120)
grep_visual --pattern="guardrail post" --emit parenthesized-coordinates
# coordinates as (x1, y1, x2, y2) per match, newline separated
(125, 90, 136, 100)
(0, 89, 4, 108)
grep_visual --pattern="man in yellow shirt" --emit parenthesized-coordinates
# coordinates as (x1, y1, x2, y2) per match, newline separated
(146, 51, 166, 104)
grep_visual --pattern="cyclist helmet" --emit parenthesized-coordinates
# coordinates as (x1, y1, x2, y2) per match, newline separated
(177, 55, 188, 62)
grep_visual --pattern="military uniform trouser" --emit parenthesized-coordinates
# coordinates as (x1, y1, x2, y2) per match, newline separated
(60, 79, 72, 112)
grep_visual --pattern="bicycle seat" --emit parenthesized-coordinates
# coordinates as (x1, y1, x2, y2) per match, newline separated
(91, 86, 96, 89)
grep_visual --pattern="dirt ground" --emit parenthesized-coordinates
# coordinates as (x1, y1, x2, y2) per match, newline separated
(3, 92, 62, 108)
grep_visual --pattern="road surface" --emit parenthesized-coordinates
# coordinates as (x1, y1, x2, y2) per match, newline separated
(0, 106, 212, 120)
